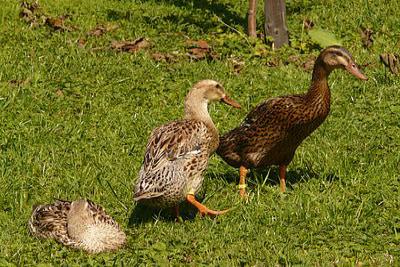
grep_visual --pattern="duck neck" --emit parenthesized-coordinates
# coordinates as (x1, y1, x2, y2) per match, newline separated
(184, 90, 218, 135)
(306, 60, 331, 109)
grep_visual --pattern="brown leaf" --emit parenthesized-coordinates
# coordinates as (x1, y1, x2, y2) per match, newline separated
(303, 18, 314, 30)
(380, 53, 399, 74)
(77, 38, 86, 48)
(19, 1, 46, 27)
(185, 39, 218, 60)
(9, 78, 31, 87)
(361, 28, 373, 48)
(56, 89, 64, 97)
(88, 24, 118, 37)
(185, 39, 210, 49)
(46, 16, 75, 31)
(228, 57, 245, 74)
(151, 52, 177, 63)
(111, 38, 151, 52)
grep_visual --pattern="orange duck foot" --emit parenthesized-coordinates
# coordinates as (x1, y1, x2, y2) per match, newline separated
(186, 194, 229, 217)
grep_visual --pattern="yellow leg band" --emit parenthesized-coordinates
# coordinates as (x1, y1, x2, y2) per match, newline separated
(238, 184, 247, 189)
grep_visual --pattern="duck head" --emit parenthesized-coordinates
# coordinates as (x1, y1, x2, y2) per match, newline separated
(191, 80, 241, 108)
(67, 199, 93, 239)
(318, 45, 368, 80)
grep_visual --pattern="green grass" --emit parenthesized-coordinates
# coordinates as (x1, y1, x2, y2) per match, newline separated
(1, 0, 399, 265)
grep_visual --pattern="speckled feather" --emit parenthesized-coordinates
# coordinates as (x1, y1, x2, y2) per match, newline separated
(133, 79, 238, 209)
(217, 46, 364, 170)
(134, 120, 212, 208)
(28, 199, 126, 253)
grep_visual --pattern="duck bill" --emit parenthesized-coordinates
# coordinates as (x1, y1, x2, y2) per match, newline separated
(346, 63, 368, 80)
(221, 95, 241, 109)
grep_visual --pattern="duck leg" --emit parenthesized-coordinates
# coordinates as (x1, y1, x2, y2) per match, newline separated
(173, 205, 180, 218)
(186, 194, 229, 217)
(239, 166, 248, 197)
(279, 164, 287, 192)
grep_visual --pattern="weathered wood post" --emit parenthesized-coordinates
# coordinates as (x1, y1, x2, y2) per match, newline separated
(248, 0, 257, 37)
(264, 0, 289, 48)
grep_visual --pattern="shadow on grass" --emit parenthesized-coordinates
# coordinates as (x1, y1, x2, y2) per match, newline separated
(107, 0, 245, 32)
(211, 165, 340, 190)
(128, 201, 201, 226)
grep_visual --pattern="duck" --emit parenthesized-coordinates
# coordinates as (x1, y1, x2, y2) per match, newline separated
(28, 199, 126, 253)
(216, 46, 367, 195)
(134, 79, 241, 217)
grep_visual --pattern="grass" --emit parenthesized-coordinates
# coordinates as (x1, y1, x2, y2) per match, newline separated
(0, 0, 399, 265)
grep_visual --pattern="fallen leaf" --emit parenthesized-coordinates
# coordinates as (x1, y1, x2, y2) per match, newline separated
(111, 37, 151, 52)
(228, 57, 245, 74)
(19, 1, 46, 27)
(360, 28, 373, 48)
(56, 89, 64, 97)
(303, 18, 314, 30)
(88, 24, 118, 37)
(77, 38, 86, 48)
(186, 39, 218, 60)
(8, 78, 31, 87)
(46, 16, 75, 31)
(151, 52, 177, 63)
(380, 53, 399, 74)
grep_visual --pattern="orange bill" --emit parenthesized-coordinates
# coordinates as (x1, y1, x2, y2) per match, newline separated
(346, 63, 368, 80)
(221, 95, 241, 109)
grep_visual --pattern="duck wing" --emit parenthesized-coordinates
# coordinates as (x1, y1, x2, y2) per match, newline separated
(28, 200, 79, 247)
(134, 120, 209, 200)
(218, 95, 305, 165)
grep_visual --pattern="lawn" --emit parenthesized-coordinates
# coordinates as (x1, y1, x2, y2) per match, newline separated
(0, 0, 399, 265)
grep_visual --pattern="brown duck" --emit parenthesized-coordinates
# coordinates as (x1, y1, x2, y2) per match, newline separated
(28, 199, 126, 253)
(217, 46, 367, 195)
(134, 80, 241, 217)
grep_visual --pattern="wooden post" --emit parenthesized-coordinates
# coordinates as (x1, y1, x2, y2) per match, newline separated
(264, 0, 289, 48)
(248, 0, 257, 37)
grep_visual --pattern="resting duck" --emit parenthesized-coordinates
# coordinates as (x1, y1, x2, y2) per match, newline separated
(134, 80, 240, 216)
(217, 46, 367, 195)
(28, 199, 126, 253)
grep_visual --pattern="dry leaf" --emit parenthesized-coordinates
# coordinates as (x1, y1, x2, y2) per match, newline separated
(19, 1, 46, 27)
(77, 38, 86, 48)
(380, 53, 399, 74)
(303, 18, 314, 30)
(9, 78, 31, 87)
(186, 39, 218, 60)
(88, 24, 118, 37)
(111, 37, 151, 52)
(360, 28, 373, 48)
(228, 57, 245, 74)
(56, 89, 64, 97)
(46, 16, 75, 31)
(151, 52, 177, 63)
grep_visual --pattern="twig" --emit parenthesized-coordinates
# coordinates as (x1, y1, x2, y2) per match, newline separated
(106, 180, 129, 211)
(216, 16, 252, 47)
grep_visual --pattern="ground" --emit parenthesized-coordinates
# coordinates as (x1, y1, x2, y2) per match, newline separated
(0, 0, 399, 265)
